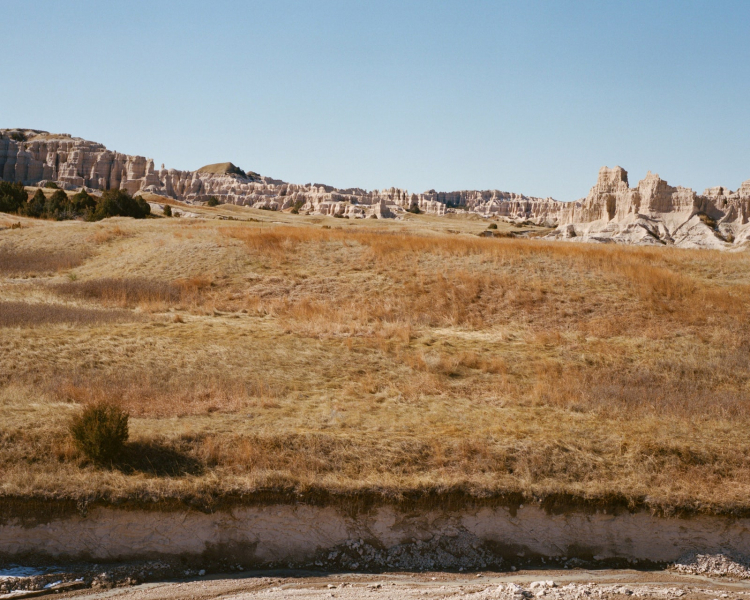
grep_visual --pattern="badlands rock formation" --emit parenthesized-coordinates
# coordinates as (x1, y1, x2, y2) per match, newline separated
(2, 128, 750, 248)
(549, 166, 750, 249)
(0, 129, 559, 221)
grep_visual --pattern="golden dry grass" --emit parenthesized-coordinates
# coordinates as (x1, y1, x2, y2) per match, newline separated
(1, 213, 750, 513)
(0, 247, 88, 276)
(0, 301, 137, 327)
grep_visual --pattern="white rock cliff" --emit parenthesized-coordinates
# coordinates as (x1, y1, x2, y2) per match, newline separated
(0, 129, 560, 221)
(549, 166, 750, 249)
(2, 129, 749, 248)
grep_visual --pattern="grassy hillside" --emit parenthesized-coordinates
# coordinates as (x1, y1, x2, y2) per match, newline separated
(194, 162, 246, 177)
(1, 207, 749, 513)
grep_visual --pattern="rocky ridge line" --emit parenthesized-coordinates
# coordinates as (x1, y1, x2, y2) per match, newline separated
(2, 129, 750, 248)
(0, 129, 558, 222)
(549, 166, 750, 249)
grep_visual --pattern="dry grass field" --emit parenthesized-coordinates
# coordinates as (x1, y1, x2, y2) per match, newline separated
(1, 204, 749, 514)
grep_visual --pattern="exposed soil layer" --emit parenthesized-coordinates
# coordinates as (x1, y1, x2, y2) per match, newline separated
(2, 505, 750, 568)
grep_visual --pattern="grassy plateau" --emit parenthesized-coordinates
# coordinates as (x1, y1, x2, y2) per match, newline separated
(1, 201, 749, 514)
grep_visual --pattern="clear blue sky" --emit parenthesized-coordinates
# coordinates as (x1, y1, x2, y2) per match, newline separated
(3, 0, 749, 201)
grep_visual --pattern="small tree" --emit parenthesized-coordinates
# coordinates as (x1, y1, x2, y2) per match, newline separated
(44, 181, 59, 189)
(92, 189, 150, 220)
(71, 189, 96, 212)
(70, 401, 129, 463)
(206, 196, 219, 207)
(22, 189, 46, 218)
(45, 189, 69, 216)
(0, 182, 28, 214)
(163, 204, 172, 217)
(488, 223, 498, 230)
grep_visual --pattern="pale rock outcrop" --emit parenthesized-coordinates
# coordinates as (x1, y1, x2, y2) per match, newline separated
(420, 189, 561, 224)
(4, 129, 750, 249)
(549, 166, 750, 249)
(0, 129, 563, 221)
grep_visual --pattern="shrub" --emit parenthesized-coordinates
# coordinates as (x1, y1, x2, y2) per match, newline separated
(92, 189, 150, 220)
(163, 204, 172, 217)
(45, 189, 70, 218)
(18, 188, 97, 221)
(488, 223, 498, 230)
(697, 212, 717, 229)
(69, 401, 129, 463)
(0, 181, 28, 213)
(206, 196, 219, 207)
(9, 131, 27, 142)
(22, 189, 46, 218)
(407, 204, 421, 214)
(290, 199, 304, 214)
(44, 181, 59, 189)
(70, 189, 96, 212)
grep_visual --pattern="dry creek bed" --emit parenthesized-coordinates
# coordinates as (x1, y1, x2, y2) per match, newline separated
(2, 554, 750, 600)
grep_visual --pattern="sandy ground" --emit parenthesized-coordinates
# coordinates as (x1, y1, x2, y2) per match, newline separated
(20, 569, 750, 600)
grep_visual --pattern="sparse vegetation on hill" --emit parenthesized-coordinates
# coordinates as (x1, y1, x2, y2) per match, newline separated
(1, 213, 750, 513)
(8, 131, 27, 142)
(0, 187, 149, 221)
(196, 162, 247, 177)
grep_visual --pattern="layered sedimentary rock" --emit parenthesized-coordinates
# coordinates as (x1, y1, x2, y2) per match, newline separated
(0, 129, 561, 221)
(422, 189, 562, 225)
(550, 166, 750, 249)
(3, 128, 750, 248)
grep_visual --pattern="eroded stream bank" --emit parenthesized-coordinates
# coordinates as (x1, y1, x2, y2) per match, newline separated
(3, 504, 750, 569)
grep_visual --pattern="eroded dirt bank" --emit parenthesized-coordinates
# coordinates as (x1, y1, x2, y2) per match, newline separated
(3, 504, 750, 568)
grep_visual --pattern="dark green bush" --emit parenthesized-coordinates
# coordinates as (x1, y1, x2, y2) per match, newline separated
(163, 204, 172, 217)
(488, 223, 498, 230)
(206, 196, 219, 207)
(70, 189, 96, 212)
(92, 189, 150, 220)
(22, 189, 46, 218)
(45, 189, 69, 217)
(3, 184, 150, 222)
(44, 181, 59, 189)
(0, 182, 28, 214)
(407, 204, 421, 214)
(19, 189, 91, 221)
(70, 401, 129, 463)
